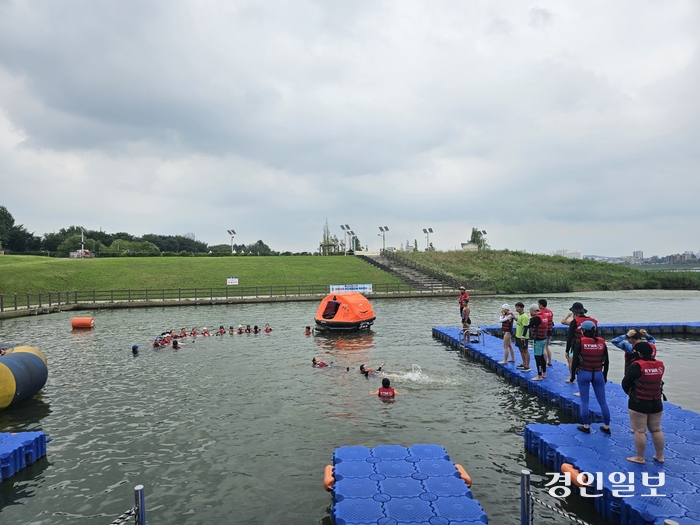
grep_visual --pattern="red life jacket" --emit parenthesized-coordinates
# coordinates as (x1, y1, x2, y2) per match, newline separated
(533, 314, 549, 340)
(378, 387, 395, 398)
(316, 361, 329, 368)
(573, 316, 598, 341)
(540, 308, 554, 330)
(632, 359, 665, 401)
(579, 336, 606, 372)
(501, 312, 514, 332)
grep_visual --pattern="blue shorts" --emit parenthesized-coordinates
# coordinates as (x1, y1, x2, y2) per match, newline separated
(533, 339, 546, 356)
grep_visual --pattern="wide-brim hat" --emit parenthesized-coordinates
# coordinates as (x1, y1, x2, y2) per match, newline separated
(569, 302, 587, 314)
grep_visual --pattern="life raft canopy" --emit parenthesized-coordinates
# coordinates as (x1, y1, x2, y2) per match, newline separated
(314, 292, 376, 332)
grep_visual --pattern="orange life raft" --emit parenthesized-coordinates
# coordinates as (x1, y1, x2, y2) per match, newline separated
(314, 292, 376, 332)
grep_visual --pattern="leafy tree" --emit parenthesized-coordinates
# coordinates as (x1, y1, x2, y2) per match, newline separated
(57, 234, 98, 257)
(102, 239, 159, 254)
(0, 205, 41, 252)
(414, 239, 418, 252)
(469, 228, 490, 250)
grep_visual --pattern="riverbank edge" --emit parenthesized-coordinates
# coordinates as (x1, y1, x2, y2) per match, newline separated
(0, 290, 495, 320)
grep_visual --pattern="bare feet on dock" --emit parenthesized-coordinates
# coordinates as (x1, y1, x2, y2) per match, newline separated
(653, 456, 665, 463)
(626, 456, 645, 464)
(564, 379, 572, 383)
(532, 376, 543, 381)
(498, 361, 507, 364)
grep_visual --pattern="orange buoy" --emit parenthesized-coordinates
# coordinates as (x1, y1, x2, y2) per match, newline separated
(71, 317, 95, 329)
(454, 463, 472, 488)
(323, 465, 335, 491)
(561, 463, 588, 488)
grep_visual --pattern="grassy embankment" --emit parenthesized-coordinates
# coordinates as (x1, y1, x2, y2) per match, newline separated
(0, 256, 403, 294)
(402, 250, 700, 293)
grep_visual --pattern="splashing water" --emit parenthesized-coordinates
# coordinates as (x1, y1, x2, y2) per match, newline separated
(384, 364, 461, 386)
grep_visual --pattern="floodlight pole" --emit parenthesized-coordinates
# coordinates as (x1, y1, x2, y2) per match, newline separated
(340, 224, 351, 256)
(423, 228, 433, 251)
(378, 226, 389, 251)
(227, 229, 237, 254)
(80, 227, 86, 258)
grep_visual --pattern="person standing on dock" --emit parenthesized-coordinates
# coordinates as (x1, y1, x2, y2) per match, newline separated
(611, 329, 657, 373)
(538, 299, 554, 366)
(527, 304, 549, 380)
(498, 304, 516, 364)
(514, 302, 531, 372)
(561, 302, 597, 383)
(622, 342, 665, 464)
(570, 320, 611, 434)
(458, 286, 469, 318)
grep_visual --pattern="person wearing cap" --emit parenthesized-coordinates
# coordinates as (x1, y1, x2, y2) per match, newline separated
(458, 286, 470, 316)
(570, 320, 611, 434)
(526, 304, 549, 380)
(622, 342, 665, 464)
(561, 302, 598, 383)
(498, 304, 516, 364)
(538, 299, 554, 366)
(132, 344, 139, 356)
(514, 302, 531, 372)
(611, 328, 657, 373)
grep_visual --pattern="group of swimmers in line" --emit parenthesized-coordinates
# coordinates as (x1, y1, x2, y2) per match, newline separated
(311, 358, 401, 400)
(146, 324, 273, 348)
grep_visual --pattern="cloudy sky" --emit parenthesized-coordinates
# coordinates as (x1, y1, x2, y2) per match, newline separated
(1, 0, 698, 257)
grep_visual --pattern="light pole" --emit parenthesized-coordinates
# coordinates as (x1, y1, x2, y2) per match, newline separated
(80, 226, 86, 258)
(378, 226, 389, 251)
(227, 229, 236, 254)
(423, 228, 433, 251)
(340, 224, 351, 255)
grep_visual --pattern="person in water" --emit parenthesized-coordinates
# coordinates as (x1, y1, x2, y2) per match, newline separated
(237, 325, 244, 334)
(570, 320, 611, 434)
(371, 378, 401, 399)
(312, 357, 330, 368)
(132, 344, 139, 356)
(264, 324, 272, 333)
(180, 328, 188, 338)
(253, 325, 260, 334)
(359, 363, 385, 378)
(245, 325, 252, 333)
(202, 327, 211, 336)
(305, 326, 313, 336)
(172, 339, 181, 349)
(228, 326, 235, 335)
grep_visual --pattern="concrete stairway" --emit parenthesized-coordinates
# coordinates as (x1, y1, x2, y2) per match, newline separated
(357, 254, 457, 292)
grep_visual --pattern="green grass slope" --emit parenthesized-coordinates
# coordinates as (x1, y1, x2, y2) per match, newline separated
(0, 256, 403, 294)
(402, 250, 700, 293)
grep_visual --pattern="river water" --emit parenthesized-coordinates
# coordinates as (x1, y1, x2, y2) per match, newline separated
(0, 290, 699, 525)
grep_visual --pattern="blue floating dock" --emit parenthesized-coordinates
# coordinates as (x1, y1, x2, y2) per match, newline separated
(433, 325, 700, 525)
(329, 444, 488, 525)
(0, 431, 47, 482)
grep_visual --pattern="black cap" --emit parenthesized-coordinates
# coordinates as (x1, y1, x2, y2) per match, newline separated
(635, 342, 654, 359)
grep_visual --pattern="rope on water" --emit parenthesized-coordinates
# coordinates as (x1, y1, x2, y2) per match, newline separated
(108, 507, 135, 525)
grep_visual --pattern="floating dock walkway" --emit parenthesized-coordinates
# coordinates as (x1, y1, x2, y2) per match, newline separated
(433, 325, 700, 525)
(327, 444, 488, 525)
(0, 431, 47, 482)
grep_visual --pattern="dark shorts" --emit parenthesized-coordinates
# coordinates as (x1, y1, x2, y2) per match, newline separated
(546, 330, 553, 338)
(515, 337, 529, 350)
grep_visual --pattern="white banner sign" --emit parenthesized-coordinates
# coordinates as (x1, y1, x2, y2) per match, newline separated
(226, 276, 239, 286)
(329, 284, 372, 293)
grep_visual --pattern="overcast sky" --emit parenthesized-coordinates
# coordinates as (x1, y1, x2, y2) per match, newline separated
(1, 1, 698, 257)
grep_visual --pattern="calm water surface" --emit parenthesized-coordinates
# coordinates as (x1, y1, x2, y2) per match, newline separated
(1, 290, 699, 524)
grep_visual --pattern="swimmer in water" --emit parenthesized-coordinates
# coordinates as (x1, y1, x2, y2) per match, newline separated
(305, 326, 313, 336)
(172, 339, 181, 349)
(253, 325, 260, 334)
(229, 326, 235, 335)
(371, 378, 402, 400)
(359, 363, 385, 378)
(313, 357, 350, 371)
(132, 344, 139, 355)
(264, 324, 272, 333)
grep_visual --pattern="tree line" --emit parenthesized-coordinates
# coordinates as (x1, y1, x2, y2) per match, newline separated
(0, 205, 284, 257)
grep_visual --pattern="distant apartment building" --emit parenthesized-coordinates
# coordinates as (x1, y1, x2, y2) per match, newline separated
(550, 249, 583, 259)
(633, 250, 643, 260)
